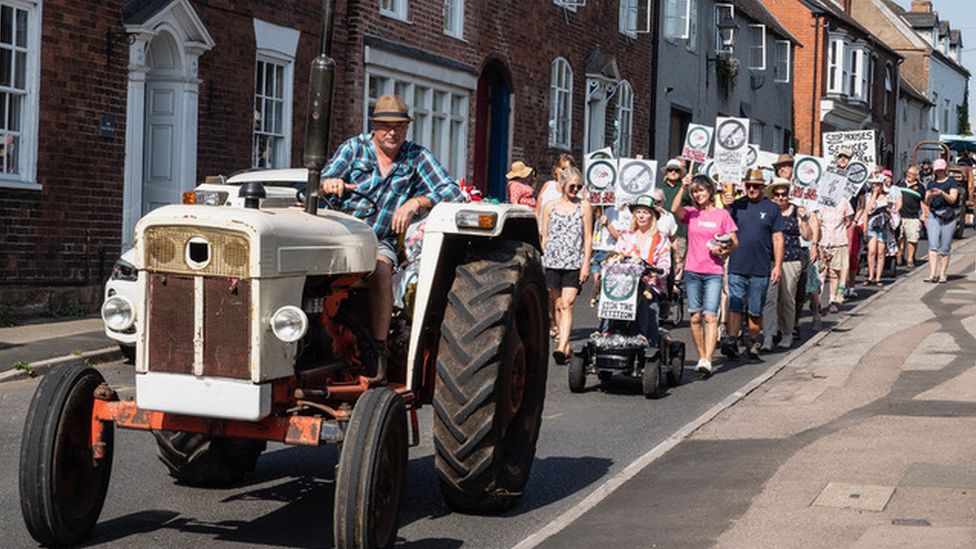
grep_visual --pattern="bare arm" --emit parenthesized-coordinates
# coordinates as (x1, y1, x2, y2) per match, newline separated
(540, 202, 552, 249)
(671, 185, 689, 221)
(580, 202, 594, 283)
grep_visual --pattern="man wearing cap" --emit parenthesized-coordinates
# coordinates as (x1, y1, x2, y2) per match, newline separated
(721, 168, 785, 360)
(320, 94, 462, 349)
(918, 158, 934, 186)
(506, 161, 537, 207)
(659, 158, 691, 282)
(833, 147, 862, 300)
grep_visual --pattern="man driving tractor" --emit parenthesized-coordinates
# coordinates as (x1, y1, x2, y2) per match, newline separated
(319, 94, 462, 354)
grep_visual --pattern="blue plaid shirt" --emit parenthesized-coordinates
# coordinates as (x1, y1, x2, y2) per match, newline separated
(322, 133, 462, 242)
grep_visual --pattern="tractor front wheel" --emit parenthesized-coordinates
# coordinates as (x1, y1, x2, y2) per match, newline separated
(19, 364, 114, 546)
(152, 431, 266, 487)
(333, 387, 408, 549)
(434, 240, 548, 513)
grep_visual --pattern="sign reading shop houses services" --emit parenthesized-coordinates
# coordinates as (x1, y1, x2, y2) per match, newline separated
(822, 130, 877, 166)
(681, 124, 713, 163)
(713, 117, 750, 185)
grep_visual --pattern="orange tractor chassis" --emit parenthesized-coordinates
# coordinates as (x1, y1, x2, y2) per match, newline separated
(89, 377, 419, 459)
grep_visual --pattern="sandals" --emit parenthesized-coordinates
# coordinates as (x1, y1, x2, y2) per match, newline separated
(552, 351, 567, 365)
(875, 281, 883, 288)
(938, 277, 948, 284)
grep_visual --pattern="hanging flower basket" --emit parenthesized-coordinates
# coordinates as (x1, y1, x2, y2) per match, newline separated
(716, 57, 740, 97)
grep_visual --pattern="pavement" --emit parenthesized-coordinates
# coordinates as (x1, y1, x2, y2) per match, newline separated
(533, 235, 976, 549)
(0, 316, 121, 382)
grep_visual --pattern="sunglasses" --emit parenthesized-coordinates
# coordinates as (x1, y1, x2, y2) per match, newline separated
(772, 192, 789, 198)
(666, 168, 682, 172)
(566, 184, 581, 192)
(745, 183, 764, 189)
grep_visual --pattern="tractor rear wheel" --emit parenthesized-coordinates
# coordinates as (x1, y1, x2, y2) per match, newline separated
(334, 387, 407, 549)
(152, 431, 265, 487)
(20, 364, 114, 546)
(434, 240, 548, 513)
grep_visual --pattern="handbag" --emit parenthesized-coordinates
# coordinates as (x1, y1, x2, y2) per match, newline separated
(932, 207, 955, 223)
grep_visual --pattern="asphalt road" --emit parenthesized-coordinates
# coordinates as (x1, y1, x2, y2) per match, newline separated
(0, 275, 892, 548)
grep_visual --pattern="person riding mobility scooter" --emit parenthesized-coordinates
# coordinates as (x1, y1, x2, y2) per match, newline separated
(568, 195, 685, 398)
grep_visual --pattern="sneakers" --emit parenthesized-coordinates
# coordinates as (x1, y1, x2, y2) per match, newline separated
(589, 297, 597, 308)
(747, 341, 761, 359)
(828, 302, 840, 314)
(761, 336, 774, 352)
(720, 336, 739, 359)
(695, 358, 713, 375)
(845, 287, 858, 299)
(777, 334, 793, 349)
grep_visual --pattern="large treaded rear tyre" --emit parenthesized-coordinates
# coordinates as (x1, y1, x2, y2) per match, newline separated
(433, 240, 549, 514)
(20, 364, 114, 546)
(334, 388, 407, 549)
(152, 431, 266, 487)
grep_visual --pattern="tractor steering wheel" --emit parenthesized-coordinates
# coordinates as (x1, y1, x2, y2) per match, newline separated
(297, 186, 379, 220)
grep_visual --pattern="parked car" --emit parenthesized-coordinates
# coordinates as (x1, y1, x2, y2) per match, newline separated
(101, 169, 310, 359)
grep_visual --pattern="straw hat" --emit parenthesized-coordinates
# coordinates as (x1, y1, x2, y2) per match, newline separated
(369, 95, 413, 122)
(772, 154, 794, 168)
(506, 161, 534, 180)
(764, 177, 791, 197)
(743, 168, 766, 185)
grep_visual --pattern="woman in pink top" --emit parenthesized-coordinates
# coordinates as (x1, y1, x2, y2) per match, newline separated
(671, 175, 738, 374)
(506, 160, 538, 207)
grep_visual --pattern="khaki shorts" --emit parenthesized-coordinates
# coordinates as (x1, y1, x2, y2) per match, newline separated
(823, 245, 849, 271)
(900, 218, 921, 244)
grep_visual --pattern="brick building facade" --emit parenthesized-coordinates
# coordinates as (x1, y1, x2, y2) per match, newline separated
(765, 0, 900, 166)
(0, 0, 653, 317)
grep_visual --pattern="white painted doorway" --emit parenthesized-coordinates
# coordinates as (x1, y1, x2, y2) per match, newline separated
(585, 78, 609, 153)
(143, 34, 182, 213)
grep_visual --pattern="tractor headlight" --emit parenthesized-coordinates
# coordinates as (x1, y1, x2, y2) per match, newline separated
(455, 210, 498, 230)
(102, 296, 135, 331)
(270, 306, 308, 342)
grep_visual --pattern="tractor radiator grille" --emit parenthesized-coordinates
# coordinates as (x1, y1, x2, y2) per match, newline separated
(147, 273, 252, 380)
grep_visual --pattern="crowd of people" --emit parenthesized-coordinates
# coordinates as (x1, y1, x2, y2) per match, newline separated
(509, 146, 966, 373)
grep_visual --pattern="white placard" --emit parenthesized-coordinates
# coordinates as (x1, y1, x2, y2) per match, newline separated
(817, 166, 848, 208)
(598, 266, 639, 321)
(713, 117, 750, 184)
(681, 124, 714, 163)
(790, 155, 824, 209)
(822, 130, 876, 165)
(592, 206, 631, 252)
(615, 158, 657, 208)
(585, 158, 617, 205)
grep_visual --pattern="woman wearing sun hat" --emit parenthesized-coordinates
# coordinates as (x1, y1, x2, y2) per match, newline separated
(506, 160, 537, 207)
(612, 195, 671, 346)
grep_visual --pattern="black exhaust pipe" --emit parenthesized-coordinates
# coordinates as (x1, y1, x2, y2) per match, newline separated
(304, 0, 337, 215)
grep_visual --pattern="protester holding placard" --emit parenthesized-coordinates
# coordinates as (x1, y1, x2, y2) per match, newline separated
(864, 174, 894, 288)
(923, 159, 961, 284)
(817, 198, 854, 314)
(773, 154, 794, 180)
(660, 158, 692, 282)
(721, 169, 785, 361)
(896, 165, 927, 269)
(672, 175, 738, 375)
(589, 205, 628, 307)
(833, 148, 863, 301)
(541, 166, 593, 364)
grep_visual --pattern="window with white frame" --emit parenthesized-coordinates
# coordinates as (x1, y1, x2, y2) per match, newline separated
(365, 71, 469, 178)
(443, 0, 463, 39)
(253, 58, 292, 169)
(549, 57, 573, 149)
(827, 36, 844, 94)
(884, 64, 892, 117)
(714, 3, 733, 52)
(619, 0, 638, 36)
(747, 25, 765, 70)
(774, 40, 790, 83)
(847, 47, 859, 98)
(749, 119, 764, 146)
(867, 55, 875, 107)
(613, 80, 633, 157)
(0, 1, 39, 187)
(664, 0, 691, 40)
(851, 47, 869, 103)
(380, 0, 408, 21)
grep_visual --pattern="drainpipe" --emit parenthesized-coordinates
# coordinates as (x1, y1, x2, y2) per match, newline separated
(810, 13, 823, 155)
(647, 0, 662, 159)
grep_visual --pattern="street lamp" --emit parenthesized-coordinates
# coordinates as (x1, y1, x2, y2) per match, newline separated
(717, 14, 740, 55)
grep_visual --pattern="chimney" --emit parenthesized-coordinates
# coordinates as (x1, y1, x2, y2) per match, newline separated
(911, 0, 932, 13)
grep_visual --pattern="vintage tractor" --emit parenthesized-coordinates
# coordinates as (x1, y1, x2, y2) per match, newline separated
(18, 4, 548, 548)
